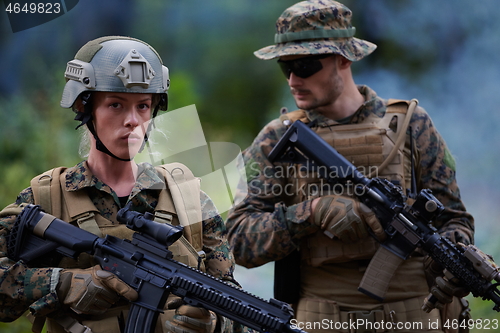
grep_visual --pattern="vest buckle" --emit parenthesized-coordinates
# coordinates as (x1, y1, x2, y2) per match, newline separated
(75, 211, 103, 237)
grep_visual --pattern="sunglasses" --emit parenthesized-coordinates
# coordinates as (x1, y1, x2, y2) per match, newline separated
(278, 54, 332, 79)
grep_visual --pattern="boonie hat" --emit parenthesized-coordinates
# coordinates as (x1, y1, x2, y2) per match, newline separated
(254, 0, 377, 61)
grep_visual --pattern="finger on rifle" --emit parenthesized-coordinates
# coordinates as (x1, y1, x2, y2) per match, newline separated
(96, 269, 138, 302)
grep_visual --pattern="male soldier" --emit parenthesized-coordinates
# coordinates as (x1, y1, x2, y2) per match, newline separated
(0, 36, 243, 333)
(226, 1, 474, 332)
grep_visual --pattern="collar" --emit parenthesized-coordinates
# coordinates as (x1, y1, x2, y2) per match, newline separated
(64, 161, 165, 196)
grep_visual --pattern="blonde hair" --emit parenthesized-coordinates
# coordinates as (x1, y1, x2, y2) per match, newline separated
(79, 127, 91, 158)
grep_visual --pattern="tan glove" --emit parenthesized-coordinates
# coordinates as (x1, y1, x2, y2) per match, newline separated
(429, 276, 469, 308)
(423, 254, 445, 289)
(165, 299, 217, 333)
(312, 195, 385, 243)
(423, 249, 469, 311)
(56, 265, 138, 315)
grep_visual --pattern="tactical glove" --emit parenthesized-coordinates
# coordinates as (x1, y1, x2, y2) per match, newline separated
(429, 276, 469, 308)
(312, 195, 385, 243)
(56, 265, 138, 315)
(440, 226, 472, 246)
(422, 244, 470, 312)
(165, 299, 217, 333)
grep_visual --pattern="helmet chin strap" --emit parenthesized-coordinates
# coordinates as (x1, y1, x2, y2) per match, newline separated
(74, 93, 157, 162)
(85, 120, 135, 162)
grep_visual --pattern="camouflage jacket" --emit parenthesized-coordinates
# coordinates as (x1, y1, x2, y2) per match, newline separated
(0, 161, 238, 323)
(226, 85, 474, 268)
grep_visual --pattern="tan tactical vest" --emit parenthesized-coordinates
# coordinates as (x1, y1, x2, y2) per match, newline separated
(279, 101, 467, 332)
(28, 162, 205, 333)
(284, 100, 432, 320)
(281, 99, 416, 204)
(281, 100, 416, 266)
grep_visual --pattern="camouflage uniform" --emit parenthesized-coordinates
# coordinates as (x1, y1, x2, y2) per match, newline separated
(226, 84, 474, 331)
(0, 161, 243, 332)
(227, 84, 473, 267)
(227, 3, 474, 330)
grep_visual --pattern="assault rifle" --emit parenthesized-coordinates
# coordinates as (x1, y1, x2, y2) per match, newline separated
(268, 119, 500, 312)
(7, 203, 307, 333)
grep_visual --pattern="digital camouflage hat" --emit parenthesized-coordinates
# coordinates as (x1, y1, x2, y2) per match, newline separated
(254, 0, 377, 61)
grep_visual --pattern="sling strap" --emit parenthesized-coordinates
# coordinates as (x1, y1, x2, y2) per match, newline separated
(156, 163, 203, 251)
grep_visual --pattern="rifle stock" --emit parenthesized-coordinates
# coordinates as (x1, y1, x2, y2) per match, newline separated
(268, 120, 500, 312)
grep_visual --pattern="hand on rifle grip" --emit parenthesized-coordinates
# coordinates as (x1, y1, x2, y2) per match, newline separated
(56, 264, 138, 315)
(165, 298, 217, 333)
(422, 256, 469, 312)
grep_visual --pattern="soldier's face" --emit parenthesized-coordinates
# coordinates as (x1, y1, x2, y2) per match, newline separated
(281, 55, 343, 112)
(91, 92, 153, 159)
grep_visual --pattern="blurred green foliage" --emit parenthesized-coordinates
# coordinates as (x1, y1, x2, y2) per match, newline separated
(1, 1, 499, 332)
(0, 319, 37, 333)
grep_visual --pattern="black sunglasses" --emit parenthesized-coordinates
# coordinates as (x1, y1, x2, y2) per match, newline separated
(277, 54, 332, 79)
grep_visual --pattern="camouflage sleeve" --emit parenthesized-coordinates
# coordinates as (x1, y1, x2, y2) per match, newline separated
(412, 106, 474, 244)
(226, 119, 318, 268)
(200, 191, 255, 333)
(200, 190, 236, 283)
(0, 187, 61, 322)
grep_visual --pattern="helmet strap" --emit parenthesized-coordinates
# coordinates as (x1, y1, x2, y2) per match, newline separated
(86, 120, 134, 162)
(136, 93, 165, 153)
(78, 93, 133, 162)
(74, 94, 93, 130)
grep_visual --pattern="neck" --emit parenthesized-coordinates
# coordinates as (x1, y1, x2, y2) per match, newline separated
(318, 69, 365, 121)
(87, 149, 138, 197)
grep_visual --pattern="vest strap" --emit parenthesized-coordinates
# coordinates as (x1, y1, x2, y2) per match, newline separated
(154, 211, 174, 224)
(164, 163, 201, 226)
(60, 171, 103, 237)
(156, 163, 203, 251)
(31, 167, 67, 215)
(38, 173, 53, 213)
(75, 212, 103, 238)
(367, 99, 417, 178)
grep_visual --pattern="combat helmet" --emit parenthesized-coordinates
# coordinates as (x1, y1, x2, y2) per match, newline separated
(60, 36, 170, 161)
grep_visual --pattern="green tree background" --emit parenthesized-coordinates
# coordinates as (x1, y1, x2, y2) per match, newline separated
(1, 1, 499, 332)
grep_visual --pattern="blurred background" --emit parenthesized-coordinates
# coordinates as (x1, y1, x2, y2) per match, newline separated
(1, 0, 499, 331)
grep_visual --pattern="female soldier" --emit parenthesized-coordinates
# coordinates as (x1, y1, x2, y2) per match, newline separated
(0, 36, 239, 333)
